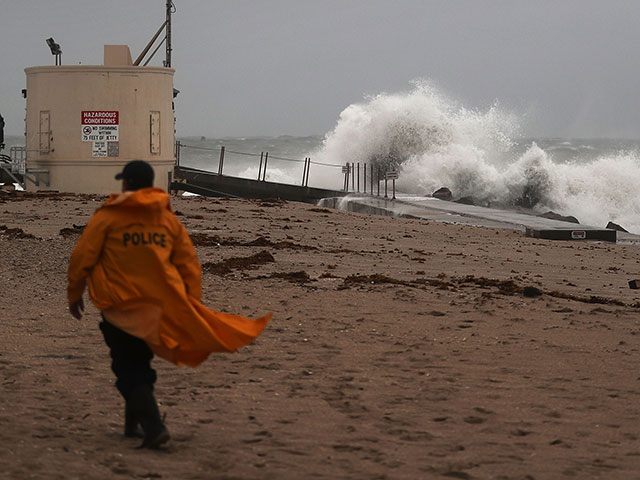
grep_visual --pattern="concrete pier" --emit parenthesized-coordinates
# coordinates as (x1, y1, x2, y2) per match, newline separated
(169, 168, 639, 245)
(321, 195, 637, 244)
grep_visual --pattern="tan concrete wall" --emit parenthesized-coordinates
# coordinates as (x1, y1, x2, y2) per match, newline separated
(24, 65, 175, 194)
(104, 45, 133, 66)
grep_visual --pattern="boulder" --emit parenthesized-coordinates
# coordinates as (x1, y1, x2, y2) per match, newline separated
(454, 196, 476, 205)
(538, 211, 579, 224)
(432, 187, 452, 201)
(606, 221, 628, 232)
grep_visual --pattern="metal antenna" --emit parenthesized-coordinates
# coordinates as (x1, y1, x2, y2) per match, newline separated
(134, 1, 175, 67)
(165, 0, 175, 67)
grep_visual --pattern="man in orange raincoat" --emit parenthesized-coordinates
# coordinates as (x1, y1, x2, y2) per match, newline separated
(67, 160, 270, 448)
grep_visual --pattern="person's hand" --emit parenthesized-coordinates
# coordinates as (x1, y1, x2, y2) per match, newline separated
(69, 298, 85, 319)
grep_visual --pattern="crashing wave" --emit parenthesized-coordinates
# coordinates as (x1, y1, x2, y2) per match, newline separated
(314, 80, 640, 232)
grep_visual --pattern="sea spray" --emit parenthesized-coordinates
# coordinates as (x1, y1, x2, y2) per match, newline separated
(542, 152, 640, 232)
(404, 141, 640, 232)
(314, 81, 640, 233)
(316, 80, 517, 174)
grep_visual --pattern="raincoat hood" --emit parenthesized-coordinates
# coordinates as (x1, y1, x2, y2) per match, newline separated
(103, 188, 171, 210)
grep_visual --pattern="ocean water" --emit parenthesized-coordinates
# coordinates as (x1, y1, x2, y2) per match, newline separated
(310, 82, 640, 233)
(176, 83, 640, 233)
(4, 80, 640, 232)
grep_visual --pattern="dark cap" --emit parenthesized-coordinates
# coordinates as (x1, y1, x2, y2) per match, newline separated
(115, 160, 155, 190)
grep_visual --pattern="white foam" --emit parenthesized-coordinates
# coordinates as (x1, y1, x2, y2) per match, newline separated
(313, 80, 640, 233)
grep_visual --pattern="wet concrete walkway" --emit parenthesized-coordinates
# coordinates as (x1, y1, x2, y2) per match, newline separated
(321, 194, 640, 244)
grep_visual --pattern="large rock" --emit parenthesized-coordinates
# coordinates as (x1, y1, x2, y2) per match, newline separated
(538, 211, 579, 224)
(432, 187, 452, 201)
(454, 196, 476, 205)
(606, 221, 628, 232)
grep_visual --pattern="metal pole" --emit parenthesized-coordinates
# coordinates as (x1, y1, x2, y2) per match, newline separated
(258, 152, 263, 180)
(392, 179, 396, 200)
(357, 163, 360, 192)
(218, 146, 225, 175)
(377, 167, 380, 196)
(263, 152, 268, 181)
(165, 0, 173, 67)
(365, 163, 368, 194)
(143, 37, 167, 66)
(134, 21, 168, 66)
(345, 165, 348, 191)
(344, 164, 349, 191)
(175, 140, 181, 167)
(305, 158, 311, 186)
(363, 163, 366, 194)
(302, 158, 308, 186)
(370, 164, 373, 194)
(351, 162, 355, 190)
(346, 162, 351, 192)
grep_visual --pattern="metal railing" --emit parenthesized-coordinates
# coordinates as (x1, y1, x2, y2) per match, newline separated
(176, 141, 399, 198)
(341, 162, 398, 199)
(0, 146, 50, 189)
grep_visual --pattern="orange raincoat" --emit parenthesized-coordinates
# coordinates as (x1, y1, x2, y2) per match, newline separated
(67, 188, 271, 367)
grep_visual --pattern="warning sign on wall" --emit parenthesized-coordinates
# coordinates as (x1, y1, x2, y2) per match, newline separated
(92, 141, 108, 157)
(82, 111, 119, 157)
(82, 111, 118, 125)
(82, 124, 119, 142)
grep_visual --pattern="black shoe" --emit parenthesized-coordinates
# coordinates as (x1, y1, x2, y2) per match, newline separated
(140, 424, 170, 449)
(124, 399, 144, 438)
(128, 384, 170, 449)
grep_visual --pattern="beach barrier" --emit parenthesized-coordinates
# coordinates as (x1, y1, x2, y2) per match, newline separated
(176, 141, 400, 198)
(0, 146, 49, 189)
(178, 141, 344, 189)
(171, 165, 346, 204)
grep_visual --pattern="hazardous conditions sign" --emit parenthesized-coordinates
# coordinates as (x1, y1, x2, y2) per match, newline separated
(82, 111, 120, 157)
(81, 111, 119, 142)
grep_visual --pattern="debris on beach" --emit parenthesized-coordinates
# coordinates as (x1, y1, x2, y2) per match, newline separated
(190, 232, 316, 251)
(255, 198, 287, 208)
(262, 271, 312, 283)
(59, 224, 85, 236)
(0, 225, 35, 239)
(523, 286, 543, 297)
(202, 250, 275, 276)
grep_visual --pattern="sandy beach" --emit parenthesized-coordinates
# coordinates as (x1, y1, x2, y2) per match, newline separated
(2, 191, 640, 479)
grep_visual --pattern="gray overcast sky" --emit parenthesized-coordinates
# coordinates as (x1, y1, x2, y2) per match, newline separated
(2, 0, 640, 138)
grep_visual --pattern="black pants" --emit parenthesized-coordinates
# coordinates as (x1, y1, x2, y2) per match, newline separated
(99, 315, 157, 400)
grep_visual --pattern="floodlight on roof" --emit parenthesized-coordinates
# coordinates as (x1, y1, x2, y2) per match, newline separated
(46, 37, 62, 65)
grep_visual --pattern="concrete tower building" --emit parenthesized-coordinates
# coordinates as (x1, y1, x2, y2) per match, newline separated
(24, 45, 175, 194)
